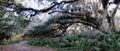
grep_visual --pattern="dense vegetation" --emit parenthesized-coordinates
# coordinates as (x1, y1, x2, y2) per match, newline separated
(0, 0, 120, 51)
(27, 33, 120, 51)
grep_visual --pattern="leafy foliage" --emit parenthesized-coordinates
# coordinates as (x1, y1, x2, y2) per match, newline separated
(0, 7, 16, 42)
(27, 33, 120, 51)
(0, 9, 29, 43)
(0, 0, 120, 51)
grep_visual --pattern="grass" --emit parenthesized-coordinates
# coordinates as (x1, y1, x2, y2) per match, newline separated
(0, 34, 24, 45)
(0, 39, 21, 45)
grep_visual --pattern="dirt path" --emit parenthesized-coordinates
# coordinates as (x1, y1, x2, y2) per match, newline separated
(0, 41, 56, 51)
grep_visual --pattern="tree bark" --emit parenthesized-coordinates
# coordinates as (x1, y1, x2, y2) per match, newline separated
(107, 2, 120, 34)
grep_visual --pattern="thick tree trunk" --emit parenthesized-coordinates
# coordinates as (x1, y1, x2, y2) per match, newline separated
(107, 2, 120, 34)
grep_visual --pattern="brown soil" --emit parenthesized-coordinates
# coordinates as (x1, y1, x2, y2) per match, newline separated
(0, 41, 56, 51)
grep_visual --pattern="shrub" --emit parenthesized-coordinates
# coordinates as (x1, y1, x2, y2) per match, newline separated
(27, 34, 120, 51)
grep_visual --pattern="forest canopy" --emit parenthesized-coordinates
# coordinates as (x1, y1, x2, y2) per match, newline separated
(0, 0, 120, 40)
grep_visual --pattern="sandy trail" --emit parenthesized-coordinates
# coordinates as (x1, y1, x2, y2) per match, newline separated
(0, 41, 56, 51)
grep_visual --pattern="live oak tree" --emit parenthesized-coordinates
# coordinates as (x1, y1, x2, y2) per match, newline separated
(0, 0, 120, 38)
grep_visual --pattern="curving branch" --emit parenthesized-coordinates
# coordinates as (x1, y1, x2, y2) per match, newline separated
(13, 0, 79, 16)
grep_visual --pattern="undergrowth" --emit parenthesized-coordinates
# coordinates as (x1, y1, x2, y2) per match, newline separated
(27, 33, 120, 51)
